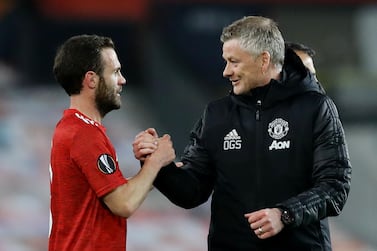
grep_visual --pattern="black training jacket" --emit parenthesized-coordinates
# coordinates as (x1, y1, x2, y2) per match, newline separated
(154, 49, 352, 251)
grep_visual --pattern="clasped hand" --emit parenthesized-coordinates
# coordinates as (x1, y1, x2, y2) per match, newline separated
(133, 128, 175, 167)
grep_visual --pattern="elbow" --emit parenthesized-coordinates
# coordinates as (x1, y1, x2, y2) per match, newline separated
(113, 205, 133, 218)
(327, 183, 350, 217)
(102, 184, 141, 218)
(106, 201, 135, 219)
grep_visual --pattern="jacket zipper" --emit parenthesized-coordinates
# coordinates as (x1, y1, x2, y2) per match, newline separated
(255, 99, 262, 207)
(256, 100, 262, 121)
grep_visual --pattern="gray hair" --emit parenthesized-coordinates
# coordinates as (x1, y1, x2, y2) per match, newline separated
(220, 16, 285, 68)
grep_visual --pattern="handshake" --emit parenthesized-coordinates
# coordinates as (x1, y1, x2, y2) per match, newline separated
(132, 128, 176, 169)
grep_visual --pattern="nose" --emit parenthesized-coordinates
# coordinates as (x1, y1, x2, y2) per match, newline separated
(119, 73, 126, 85)
(223, 62, 232, 78)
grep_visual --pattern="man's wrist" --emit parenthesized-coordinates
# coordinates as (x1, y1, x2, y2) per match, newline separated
(278, 207, 294, 226)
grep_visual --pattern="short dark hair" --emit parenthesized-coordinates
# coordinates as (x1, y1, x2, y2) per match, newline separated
(53, 34, 115, 96)
(285, 42, 315, 58)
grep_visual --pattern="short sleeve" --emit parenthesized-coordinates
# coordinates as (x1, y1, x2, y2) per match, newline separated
(70, 125, 127, 197)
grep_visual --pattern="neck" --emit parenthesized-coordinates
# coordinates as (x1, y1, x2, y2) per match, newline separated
(258, 70, 281, 88)
(70, 95, 102, 124)
(270, 65, 282, 81)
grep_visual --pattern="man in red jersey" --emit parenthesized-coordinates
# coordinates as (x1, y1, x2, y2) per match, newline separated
(49, 34, 175, 251)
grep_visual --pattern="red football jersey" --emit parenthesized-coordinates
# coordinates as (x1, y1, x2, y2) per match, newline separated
(49, 109, 127, 251)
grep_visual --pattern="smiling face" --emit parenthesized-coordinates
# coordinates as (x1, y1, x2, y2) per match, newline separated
(222, 39, 268, 95)
(95, 48, 126, 117)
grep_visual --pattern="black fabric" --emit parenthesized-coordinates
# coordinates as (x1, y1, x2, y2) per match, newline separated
(154, 49, 351, 251)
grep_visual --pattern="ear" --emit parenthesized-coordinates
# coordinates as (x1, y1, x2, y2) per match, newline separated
(260, 51, 271, 73)
(84, 71, 99, 89)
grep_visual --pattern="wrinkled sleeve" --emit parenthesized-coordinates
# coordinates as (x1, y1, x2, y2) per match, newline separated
(154, 110, 215, 209)
(277, 96, 352, 227)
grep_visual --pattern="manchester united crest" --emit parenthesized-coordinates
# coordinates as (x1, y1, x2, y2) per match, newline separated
(268, 118, 289, 140)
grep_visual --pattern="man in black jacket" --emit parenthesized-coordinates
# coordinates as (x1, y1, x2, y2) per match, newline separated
(285, 42, 317, 76)
(133, 16, 351, 251)
(285, 41, 325, 93)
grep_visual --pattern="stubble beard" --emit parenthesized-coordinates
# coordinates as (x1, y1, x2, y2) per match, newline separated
(95, 77, 121, 118)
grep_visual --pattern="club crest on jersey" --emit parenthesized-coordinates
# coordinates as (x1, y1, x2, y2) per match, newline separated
(97, 154, 116, 174)
(268, 118, 290, 150)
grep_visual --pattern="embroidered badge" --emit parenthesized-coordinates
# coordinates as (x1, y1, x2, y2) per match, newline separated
(97, 154, 116, 174)
(268, 118, 289, 140)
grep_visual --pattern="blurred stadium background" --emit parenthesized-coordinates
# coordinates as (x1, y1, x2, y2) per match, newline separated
(1, 0, 377, 250)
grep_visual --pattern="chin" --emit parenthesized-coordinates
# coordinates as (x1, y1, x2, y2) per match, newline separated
(233, 87, 242, 95)
(114, 102, 121, 110)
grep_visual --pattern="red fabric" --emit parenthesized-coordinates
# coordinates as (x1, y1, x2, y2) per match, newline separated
(154, 0, 374, 4)
(0, 1, 15, 17)
(37, 0, 149, 21)
(49, 109, 127, 251)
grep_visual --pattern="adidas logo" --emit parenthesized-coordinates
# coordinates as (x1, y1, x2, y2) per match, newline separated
(223, 129, 242, 150)
(224, 129, 241, 140)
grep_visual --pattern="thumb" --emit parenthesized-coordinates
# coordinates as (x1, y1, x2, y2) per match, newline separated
(145, 128, 159, 137)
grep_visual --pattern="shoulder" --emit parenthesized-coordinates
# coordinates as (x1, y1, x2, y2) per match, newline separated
(59, 111, 106, 143)
(205, 95, 233, 113)
(301, 92, 339, 114)
(316, 94, 341, 120)
(294, 91, 332, 111)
